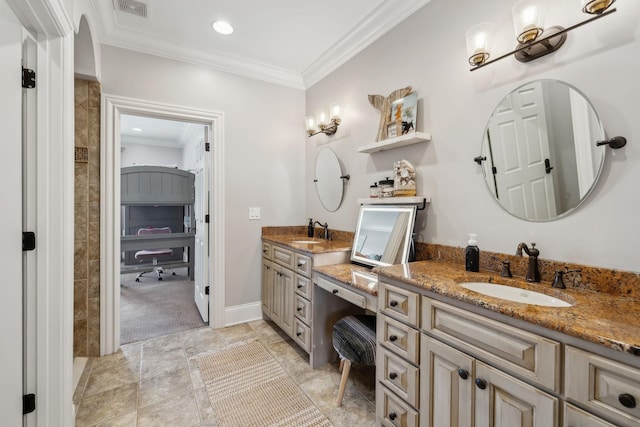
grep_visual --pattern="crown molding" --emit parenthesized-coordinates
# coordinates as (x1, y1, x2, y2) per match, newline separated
(302, 0, 432, 88)
(90, 0, 430, 89)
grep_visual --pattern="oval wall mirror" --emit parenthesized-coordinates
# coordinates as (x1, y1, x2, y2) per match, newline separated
(315, 147, 346, 212)
(479, 79, 605, 222)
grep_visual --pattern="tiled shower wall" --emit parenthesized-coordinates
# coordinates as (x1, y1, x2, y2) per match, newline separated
(74, 79, 101, 357)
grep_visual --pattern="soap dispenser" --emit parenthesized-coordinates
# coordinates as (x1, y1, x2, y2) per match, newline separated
(307, 218, 314, 238)
(465, 233, 480, 272)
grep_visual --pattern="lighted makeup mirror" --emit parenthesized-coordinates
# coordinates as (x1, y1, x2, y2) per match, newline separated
(351, 205, 417, 268)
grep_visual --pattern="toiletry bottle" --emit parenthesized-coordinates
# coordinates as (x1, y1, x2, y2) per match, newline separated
(307, 218, 314, 238)
(465, 233, 480, 272)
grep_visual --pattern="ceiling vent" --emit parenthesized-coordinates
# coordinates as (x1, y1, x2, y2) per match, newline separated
(114, 0, 147, 18)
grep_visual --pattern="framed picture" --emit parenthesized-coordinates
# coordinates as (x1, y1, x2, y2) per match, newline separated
(387, 123, 398, 138)
(389, 92, 417, 135)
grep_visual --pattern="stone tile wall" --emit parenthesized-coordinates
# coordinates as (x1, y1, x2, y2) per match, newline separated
(74, 79, 101, 357)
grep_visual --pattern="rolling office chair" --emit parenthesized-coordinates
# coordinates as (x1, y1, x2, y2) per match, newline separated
(134, 227, 174, 281)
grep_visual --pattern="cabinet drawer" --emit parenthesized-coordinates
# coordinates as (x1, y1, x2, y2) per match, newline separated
(378, 346, 419, 408)
(379, 282, 419, 328)
(316, 276, 366, 308)
(272, 245, 294, 269)
(565, 346, 640, 426)
(377, 384, 419, 427)
(292, 318, 311, 353)
(295, 275, 312, 300)
(294, 253, 312, 278)
(379, 314, 419, 365)
(294, 294, 311, 325)
(565, 403, 616, 427)
(262, 242, 272, 259)
(422, 297, 560, 391)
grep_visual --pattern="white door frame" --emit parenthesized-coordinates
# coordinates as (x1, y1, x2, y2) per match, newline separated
(101, 95, 226, 355)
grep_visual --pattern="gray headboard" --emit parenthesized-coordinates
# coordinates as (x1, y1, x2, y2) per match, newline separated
(121, 166, 195, 206)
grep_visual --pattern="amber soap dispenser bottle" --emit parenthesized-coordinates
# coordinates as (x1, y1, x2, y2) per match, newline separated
(465, 233, 480, 272)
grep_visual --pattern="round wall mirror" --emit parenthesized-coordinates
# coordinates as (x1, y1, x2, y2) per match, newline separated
(315, 147, 346, 212)
(479, 79, 605, 221)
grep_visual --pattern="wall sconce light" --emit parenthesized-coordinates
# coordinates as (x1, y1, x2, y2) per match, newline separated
(467, 0, 617, 71)
(306, 104, 342, 137)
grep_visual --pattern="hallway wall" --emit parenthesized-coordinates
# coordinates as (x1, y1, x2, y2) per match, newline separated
(74, 78, 101, 356)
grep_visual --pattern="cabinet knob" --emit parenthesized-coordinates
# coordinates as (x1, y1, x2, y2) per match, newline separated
(297, 263, 304, 267)
(389, 300, 398, 307)
(458, 369, 469, 380)
(332, 289, 339, 294)
(389, 335, 398, 342)
(475, 378, 487, 390)
(297, 284, 303, 289)
(296, 307, 302, 312)
(388, 412, 397, 421)
(296, 332, 302, 337)
(619, 393, 636, 409)
(389, 372, 398, 380)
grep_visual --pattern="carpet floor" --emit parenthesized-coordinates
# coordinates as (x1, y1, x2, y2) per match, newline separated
(196, 340, 333, 426)
(120, 268, 207, 344)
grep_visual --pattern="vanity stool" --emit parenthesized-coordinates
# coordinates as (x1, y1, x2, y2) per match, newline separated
(332, 314, 377, 407)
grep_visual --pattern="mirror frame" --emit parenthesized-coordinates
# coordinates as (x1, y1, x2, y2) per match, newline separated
(480, 79, 606, 222)
(314, 147, 346, 212)
(350, 205, 417, 268)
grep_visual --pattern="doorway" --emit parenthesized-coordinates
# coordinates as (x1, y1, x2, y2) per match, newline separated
(119, 114, 209, 344)
(102, 96, 226, 355)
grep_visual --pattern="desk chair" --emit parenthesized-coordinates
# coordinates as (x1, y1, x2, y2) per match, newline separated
(134, 227, 174, 282)
(332, 314, 377, 407)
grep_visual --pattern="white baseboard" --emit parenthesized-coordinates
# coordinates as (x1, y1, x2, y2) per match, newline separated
(224, 302, 263, 327)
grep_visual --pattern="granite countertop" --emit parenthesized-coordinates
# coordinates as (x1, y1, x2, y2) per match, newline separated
(313, 263, 379, 296)
(374, 260, 640, 357)
(262, 235, 352, 255)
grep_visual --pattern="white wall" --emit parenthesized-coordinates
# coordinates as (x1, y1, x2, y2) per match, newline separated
(121, 143, 183, 168)
(306, 0, 640, 273)
(101, 45, 306, 306)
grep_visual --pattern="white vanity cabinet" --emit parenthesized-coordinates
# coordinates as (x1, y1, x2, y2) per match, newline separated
(565, 346, 640, 427)
(261, 240, 349, 355)
(419, 299, 559, 427)
(376, 281, 421, 426)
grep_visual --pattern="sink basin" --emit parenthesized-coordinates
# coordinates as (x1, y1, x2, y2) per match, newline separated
(291, 240, 321, 244)
(459, 282, 573, 307)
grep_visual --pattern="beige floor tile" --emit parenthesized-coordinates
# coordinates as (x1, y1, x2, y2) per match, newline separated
(137, 388, 200, 426)
(95, 411, 137, 427)
(141, 333, 185, 357)
(324, 396, 376, 427)
(215, 322, 257, 344)
(140, 347, 187, 378)
(75, 383, 138, 427)
(182, 327, 228, 358)
(83, 362, 140, 398)
(139, 362, 193, 407)
(194, 385, 218, 425)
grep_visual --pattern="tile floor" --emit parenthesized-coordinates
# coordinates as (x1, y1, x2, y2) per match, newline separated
(73, 319, 377, 426)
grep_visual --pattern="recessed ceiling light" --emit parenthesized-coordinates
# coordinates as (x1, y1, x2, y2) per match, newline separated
(132, 127, 143, 132)
(212, 20, 234, 35)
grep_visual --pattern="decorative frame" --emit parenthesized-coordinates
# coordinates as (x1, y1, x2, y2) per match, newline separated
(390, 92, 417, 136)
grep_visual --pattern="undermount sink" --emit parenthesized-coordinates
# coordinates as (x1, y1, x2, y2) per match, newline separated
(290, 240, 321, 244)
(459, 282, 573, 307)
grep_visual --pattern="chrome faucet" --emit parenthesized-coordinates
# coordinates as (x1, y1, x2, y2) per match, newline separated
(314, 221, 330, 240)
(516, 242, 540, 282)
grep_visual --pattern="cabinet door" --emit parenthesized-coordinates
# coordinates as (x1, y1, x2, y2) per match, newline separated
(280, 267, 294, 337)
(270, 265, 283, 327)
(420, 334, 473, 427)
(261, 259, 273, 316)
(474, 361, 558, 427)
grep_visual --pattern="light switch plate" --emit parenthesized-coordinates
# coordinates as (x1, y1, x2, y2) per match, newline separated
(249, 207, 261, 220)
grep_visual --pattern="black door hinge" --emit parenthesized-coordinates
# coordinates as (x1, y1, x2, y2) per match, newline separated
(205, 142, 210, 152)
(23, 393, 35, 414)
(205, 286, 210, 295)
(205, 214, 210, 223)
(22, 67, 36, 89)
(23, 232, 36, 251)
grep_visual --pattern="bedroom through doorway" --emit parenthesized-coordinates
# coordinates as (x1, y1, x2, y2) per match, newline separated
(119, 114, 210, 344)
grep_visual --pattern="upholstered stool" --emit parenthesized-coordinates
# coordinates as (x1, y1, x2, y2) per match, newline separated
(332, 314, 377, 407)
